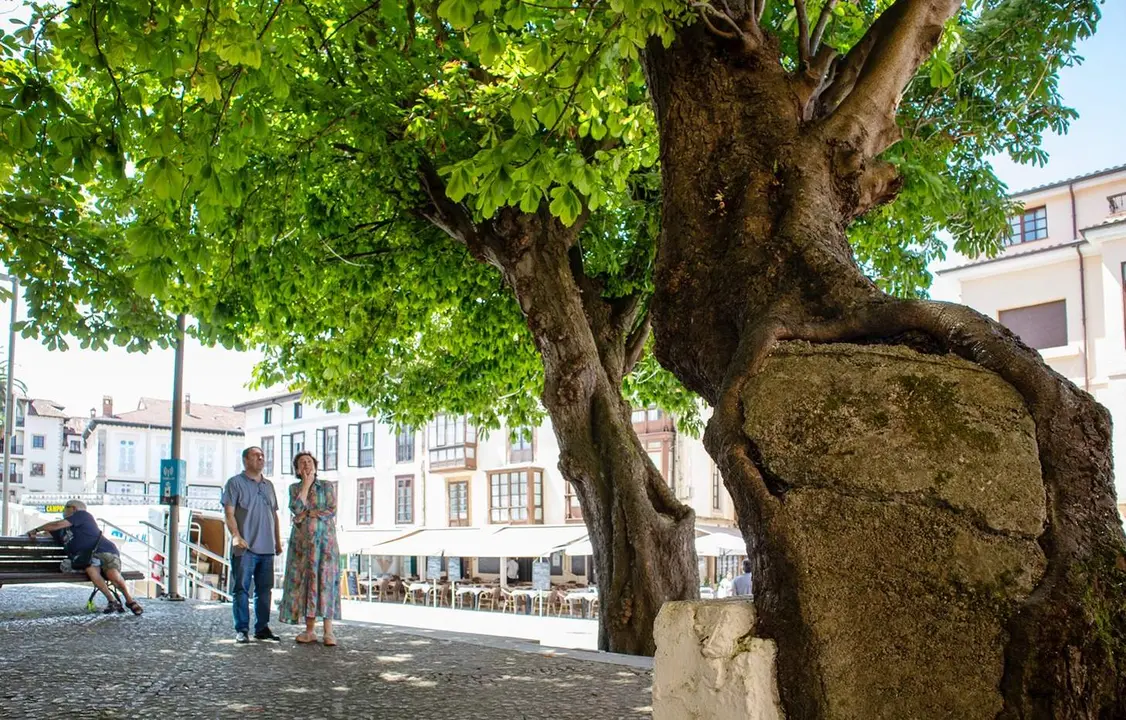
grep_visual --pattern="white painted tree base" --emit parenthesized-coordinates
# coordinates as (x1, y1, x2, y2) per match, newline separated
(653, 600, 783, 720)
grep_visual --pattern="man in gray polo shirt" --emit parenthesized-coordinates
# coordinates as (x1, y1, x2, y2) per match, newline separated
(222, 446, 283, 644)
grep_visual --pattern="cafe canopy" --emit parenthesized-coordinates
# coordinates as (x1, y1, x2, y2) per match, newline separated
(367, 524, 589, 559)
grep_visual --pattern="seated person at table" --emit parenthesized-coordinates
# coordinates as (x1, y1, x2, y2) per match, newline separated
(27, 499, 143, 615)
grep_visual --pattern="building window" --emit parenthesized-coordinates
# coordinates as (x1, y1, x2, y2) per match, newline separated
(712, 464, 722, 511)
(489, 469, 543, 524)
(264, 407, 273, 425)
(69, 439, 82, 454)
(68, 465, 82, 480)
(396, 428, 415, 463)
(30, 462, 45, 477)
(645, 438, 673, 488)
(999, 300, 1067, 350)
(428, 415, 477, 470)
(292, 431, 305, 455)
(509, 427, 534, 464)
(1004, 206, 1048, 246)
(357, 478, 374, 525)
(359, 421, 374, 468)
(323, 427, 339, 471)
(448, 480, 470, 527)
(565, 481, 583, 521)
(1109, 192, 1126, 215)
(281, 435, 293, 475)
(570, 555, 586, 576)
(197, 444, 216, 478)
(118, 440, 136, 473)
(632, 406, 675, 434)
(261, 436, 275, 476)
(396, 475, 414, 524)
(31, 434, 45, 450)
(293, 402, 303, 420)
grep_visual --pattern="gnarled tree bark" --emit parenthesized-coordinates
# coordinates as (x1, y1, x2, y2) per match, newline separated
(644, 1, 1126, 716)
(418, 166, 699, 655)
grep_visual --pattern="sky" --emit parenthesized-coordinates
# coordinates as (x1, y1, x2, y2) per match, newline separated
(1, 1, 1124, 417)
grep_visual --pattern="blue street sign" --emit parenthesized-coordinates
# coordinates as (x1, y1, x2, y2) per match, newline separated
(160, 459, 185, 505)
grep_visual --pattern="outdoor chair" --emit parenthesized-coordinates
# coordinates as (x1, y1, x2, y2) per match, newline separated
(478, 586, 501, 611)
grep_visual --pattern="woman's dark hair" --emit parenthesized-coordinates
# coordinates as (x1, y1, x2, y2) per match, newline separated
(293, 451, 318, 477)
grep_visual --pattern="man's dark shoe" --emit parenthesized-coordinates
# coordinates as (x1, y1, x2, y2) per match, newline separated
(254, 628, 282, 642)
(235, 631, 250, 644)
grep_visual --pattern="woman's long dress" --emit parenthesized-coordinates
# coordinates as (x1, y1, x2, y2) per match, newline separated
(279, 480, 341, 622)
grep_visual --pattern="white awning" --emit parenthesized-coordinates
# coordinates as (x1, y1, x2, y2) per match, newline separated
(564, 538, 593, 556)
(695, 532, 747, 557)
(563, 529, 746, 558)
(368, 525, 589, 559)
(469, 525, 589, 559)
(368, 527, 487, 557)
(338, 529, 407, 555)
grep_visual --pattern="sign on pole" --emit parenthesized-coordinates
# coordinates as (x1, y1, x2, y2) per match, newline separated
(532, 560, 551, 591)
(159, 459, 185, 505)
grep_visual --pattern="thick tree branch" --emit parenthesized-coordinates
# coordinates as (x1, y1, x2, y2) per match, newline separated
(415, 157, 483, 249)
(623, 310, 651, 376)
(820, 0, 962, 157)
(794, 0, 811, 68)
(810, 0, 837, 54)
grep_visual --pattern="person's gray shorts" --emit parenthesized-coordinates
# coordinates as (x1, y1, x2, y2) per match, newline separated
(90, 552, 122, 572)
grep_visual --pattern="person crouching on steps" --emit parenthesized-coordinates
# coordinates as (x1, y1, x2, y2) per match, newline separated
(28, 499, 143, 615)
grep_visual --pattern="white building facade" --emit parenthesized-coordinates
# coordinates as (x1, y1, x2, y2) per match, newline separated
(85, 395, 245, 504)
(235, 392, 739, 581)
(934, 164, 1126, 520)
(2, 397, 84, 500)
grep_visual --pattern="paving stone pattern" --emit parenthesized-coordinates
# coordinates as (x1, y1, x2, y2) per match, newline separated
(0, 585, 652, 719)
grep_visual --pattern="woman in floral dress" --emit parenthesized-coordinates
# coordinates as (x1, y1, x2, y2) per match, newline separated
(279, 451, 341, 645)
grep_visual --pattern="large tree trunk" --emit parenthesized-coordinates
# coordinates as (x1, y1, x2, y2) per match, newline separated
(644, 15, 1126, 719)
(492, 210, 699, 654)
(418, 182, 699, 654)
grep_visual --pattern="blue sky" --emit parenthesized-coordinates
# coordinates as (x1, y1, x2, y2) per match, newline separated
(987, 1, 1126, 193)
(1, 2, 1124, 414)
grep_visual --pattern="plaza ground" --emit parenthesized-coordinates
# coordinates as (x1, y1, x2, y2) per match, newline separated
(0, 584, 653, 719)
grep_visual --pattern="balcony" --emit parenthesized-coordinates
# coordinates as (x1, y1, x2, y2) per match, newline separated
(427, 415, 478, 471)
(1111, 192, 1126, 215)
(6, 472, 23, 485)
(428, 444, 477, 471)
(8, 440, 24, 456)
(632, 408, 675, 435)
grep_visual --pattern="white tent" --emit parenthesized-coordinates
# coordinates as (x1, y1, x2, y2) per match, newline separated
(562, 531, 745, 558)
(695, 532, 746, 557)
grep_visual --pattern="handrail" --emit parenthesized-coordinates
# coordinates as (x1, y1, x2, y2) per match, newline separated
(140, 520, 230, 568)
(99, 518, 232, 601)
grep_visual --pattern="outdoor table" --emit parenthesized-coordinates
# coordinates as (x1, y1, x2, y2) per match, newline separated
(405, 581, 430, 604)
(454, 585, 489, 610)
(563, 588, 599, 618)
(508, 587, 549, 615)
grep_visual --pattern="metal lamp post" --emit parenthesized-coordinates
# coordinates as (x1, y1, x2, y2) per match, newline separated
(1, 273, 18, 535)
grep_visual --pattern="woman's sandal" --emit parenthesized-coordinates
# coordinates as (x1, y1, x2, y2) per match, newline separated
(126, 601, 144, 616)
(323, 633, 337, 647)
(295, 632, 317, 644)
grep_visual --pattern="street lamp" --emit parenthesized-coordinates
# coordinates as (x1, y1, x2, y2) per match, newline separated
(1, 272, 18, 535)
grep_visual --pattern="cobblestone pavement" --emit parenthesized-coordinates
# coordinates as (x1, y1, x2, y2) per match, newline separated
(0, 585, 653, 719)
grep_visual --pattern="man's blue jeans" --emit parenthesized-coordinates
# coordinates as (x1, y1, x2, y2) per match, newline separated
(231, 551, 274, 634)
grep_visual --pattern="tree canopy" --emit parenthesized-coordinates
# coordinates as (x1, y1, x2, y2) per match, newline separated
(0, 0, 1100, 425)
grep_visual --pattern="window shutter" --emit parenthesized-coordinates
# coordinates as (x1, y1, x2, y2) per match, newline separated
(315, 429, 324, 464)
(348, 424, 359, 467)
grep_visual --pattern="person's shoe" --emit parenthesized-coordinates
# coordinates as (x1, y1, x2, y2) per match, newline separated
(235, 631, 250, 644)
(254, 628, 282, 642)
(103, 601, 124, 614)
